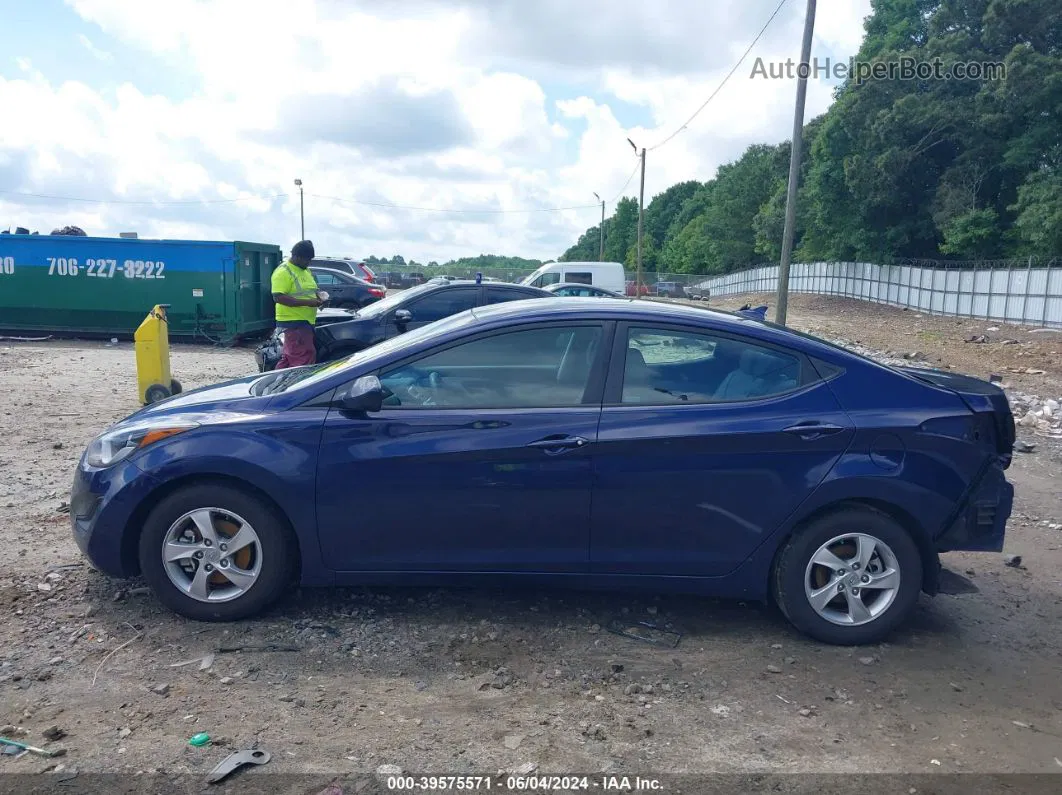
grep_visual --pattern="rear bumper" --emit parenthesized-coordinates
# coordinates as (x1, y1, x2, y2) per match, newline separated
(936, 460, 1013, 553)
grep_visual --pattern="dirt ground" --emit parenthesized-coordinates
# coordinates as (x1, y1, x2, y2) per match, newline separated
(0, 295, 1060, 792)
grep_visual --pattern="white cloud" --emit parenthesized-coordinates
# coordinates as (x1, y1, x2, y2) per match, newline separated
(77, 33, 113, 61)
(0, 0, 874, 260)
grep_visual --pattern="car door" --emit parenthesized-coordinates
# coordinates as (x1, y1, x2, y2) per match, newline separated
(396, 286, 480, 334)
(590, 322, 854, 577)
(316, 321, 611, 572)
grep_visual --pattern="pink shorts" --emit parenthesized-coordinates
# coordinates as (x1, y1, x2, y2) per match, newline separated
(275, 324, 317, 369)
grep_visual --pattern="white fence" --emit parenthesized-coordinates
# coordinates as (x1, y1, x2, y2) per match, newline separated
(694, 260, 1062, 328)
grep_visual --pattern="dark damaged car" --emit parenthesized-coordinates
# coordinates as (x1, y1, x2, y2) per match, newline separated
(255, 279, 553, 371)
(73, 299, 1013, 645)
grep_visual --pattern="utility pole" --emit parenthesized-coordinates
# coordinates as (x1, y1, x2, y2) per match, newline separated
(628, 139, 646, 296)
(593, 192, 605, 261)
(294, 178, 305, 240)
(775, 0, 817, 326)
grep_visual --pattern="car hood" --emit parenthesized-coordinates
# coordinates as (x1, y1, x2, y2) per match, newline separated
(125, 373, 271, 421)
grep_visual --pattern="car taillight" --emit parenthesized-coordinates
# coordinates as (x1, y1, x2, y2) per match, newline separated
(369, 287, 385, 296)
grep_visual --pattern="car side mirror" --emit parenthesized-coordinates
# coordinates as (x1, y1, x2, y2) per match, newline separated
(394, 309, 413, 325)
(338, 375, 385, 413)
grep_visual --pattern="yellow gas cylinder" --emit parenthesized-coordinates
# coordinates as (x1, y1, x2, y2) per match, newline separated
(134, 304, 182, 404)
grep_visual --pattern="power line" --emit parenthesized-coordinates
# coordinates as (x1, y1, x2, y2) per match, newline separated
(311, 193, 599, 214)
(608, 160, 642, 204)
(648, 0, 790, 152)
(0, 190, 290, 206)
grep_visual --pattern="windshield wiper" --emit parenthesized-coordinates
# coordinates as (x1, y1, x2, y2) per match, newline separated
(653, 386, 689, 401)
(254, 367, 314, 396)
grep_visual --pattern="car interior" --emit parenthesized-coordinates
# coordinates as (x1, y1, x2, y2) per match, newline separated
(379, 327, 603, 408)
(621, 331, 802, 404)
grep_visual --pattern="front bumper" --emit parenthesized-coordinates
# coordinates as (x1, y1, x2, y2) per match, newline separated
(71, 457, 160, 578)
(936, 460, 1014, 553)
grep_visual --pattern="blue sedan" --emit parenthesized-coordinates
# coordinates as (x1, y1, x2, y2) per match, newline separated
(71, 299, 1015, 645)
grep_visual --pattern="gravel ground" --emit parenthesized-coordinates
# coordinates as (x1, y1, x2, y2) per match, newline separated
(0, 296, 1060, 792)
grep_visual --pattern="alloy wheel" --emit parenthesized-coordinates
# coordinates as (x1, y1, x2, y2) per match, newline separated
(161, 508, 262, 603)
(803, 533, 901, 626)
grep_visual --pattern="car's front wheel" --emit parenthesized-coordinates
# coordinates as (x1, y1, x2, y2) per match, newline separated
(138, 484, 296, 621)
(771, 507, 922, 645)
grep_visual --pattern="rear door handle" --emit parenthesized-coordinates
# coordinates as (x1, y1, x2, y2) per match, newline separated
(782, 422, 847, 440)
(526, 435, 590, 455)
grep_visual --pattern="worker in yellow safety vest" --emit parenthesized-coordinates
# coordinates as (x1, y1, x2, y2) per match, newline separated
(271, 239, 322, 369)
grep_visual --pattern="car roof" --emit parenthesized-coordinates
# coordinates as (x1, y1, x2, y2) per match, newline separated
(310, 266, 369, 283)
(466, 297, 859, 359)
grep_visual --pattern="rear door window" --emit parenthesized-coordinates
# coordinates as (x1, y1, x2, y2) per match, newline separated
(406, 288, 479, 322)
(485, 287, 537, 305)
(619, 326, 808, 404)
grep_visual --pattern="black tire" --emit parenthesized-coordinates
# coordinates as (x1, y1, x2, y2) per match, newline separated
(170, 379, 183, 395)
(137, 484, 296, 621)
(144, 384, 170, 404)
(771, 507, 923, 645)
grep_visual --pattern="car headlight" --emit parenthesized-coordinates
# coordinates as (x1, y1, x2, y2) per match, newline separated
(86, 418, 200, 468)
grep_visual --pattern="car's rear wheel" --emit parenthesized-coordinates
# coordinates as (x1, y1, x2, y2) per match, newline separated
(771, 507, 922, 645)
(138, 484, 296, 621)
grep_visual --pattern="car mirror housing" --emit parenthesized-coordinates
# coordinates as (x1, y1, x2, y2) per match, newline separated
(394, 309, 413, 325)
(338, 375, 385, 413)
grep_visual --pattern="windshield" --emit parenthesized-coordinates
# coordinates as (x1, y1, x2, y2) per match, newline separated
(354, 281, 439, 319)
(259, 309, 480, 395)
(520, 265, 546, 285)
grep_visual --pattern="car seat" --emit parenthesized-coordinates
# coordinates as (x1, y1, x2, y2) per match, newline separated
(714, 349, 777, 400)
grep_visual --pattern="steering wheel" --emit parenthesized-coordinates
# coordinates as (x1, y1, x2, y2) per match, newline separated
(426, 370, 476, 401)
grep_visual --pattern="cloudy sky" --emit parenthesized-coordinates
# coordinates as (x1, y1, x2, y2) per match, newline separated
(0, 0, 873, 262)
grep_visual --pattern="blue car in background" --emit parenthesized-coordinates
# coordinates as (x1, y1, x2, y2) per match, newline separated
(71, 299, 1014, 645)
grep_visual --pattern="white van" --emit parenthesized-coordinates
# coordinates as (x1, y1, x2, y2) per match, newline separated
(521, 261, 625, 294)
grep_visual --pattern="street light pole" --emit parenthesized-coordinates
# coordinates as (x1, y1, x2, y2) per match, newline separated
(294, 178, 305, 240)
(775, 0, 817, 327)
(628, 139, 646, 296)
(593, 192, 605, 261)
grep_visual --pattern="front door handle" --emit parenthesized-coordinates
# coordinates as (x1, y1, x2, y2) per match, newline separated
(526, 435, 590, 455)
(782, 422, 847, 440)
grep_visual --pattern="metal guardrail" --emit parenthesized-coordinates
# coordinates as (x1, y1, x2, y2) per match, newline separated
(690, 259, 1062, 328)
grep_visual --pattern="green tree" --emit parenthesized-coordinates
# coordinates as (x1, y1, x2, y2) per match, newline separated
(604, 197, 639, 263)
(1010, 168, 1062, 255)
(644, 181, 702, 249)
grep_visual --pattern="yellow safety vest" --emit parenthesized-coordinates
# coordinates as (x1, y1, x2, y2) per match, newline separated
(271, 261, 318, 325)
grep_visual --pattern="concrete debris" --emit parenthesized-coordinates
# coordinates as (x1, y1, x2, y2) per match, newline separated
(41, 726, 65, 741)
